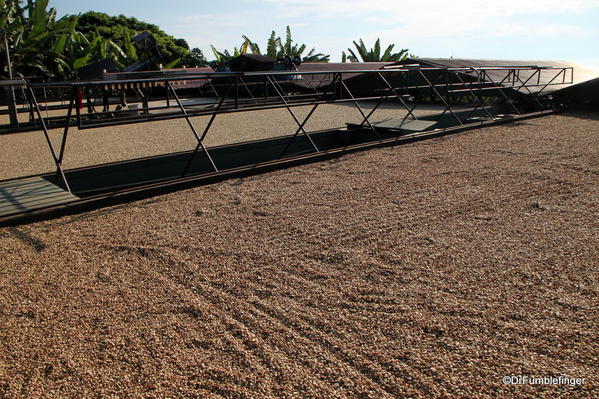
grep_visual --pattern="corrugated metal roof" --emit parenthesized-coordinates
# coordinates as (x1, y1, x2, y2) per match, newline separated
(161, 67, 214, 73)
(164, 67, 214, 89)
(105, 67, 215, 89)
(285, 62, 392, 89)
(298, 62, 392, 72)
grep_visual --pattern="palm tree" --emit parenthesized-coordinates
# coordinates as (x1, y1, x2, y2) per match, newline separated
(342, 38, 409, 63)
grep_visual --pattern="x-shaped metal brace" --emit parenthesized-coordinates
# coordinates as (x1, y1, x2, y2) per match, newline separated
(169, 80, 229, 177)
(452, 71, 496, 122)
(377, 71, 419, 125)
(266, 75, 321, 157)
(418, 70, 464, 126)
(480, 70, 522, 115)
(339, 77, 382, 140)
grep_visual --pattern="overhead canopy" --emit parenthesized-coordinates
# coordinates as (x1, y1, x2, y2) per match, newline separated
(399, 58, 599, 94)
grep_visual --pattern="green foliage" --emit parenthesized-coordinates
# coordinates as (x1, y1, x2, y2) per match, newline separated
(68, 32, 130, 71)
(268, 26, 329, 62)
(181, 47, 207, 68)
(265, 30, 281, 58)
(211, 35, 261, 63)
(2, 1, 414, 81)
(1, 2, 206, 81)
(0, 0, 84, 80)
(343, 38, 410, 63)
(164, 57, 181, 69)
(75, 11, 197, 68)
(210, 45, 230, 63)
(211, 26, 329, 63)
(241, 35, 261, 55)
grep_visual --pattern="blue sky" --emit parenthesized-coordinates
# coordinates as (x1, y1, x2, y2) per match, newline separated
(53, 0, 599, 68)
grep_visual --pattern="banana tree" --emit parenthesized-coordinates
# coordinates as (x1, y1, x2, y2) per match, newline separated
(1, 0, 54, 78)
(1, 0, 139, 80)
(211, 26, 329, 64)
(277, 26, 328, 62)
(211, 35, 261, 63)
(342, 38, 409, 63)
(265, 30, 281, 58)
(1, 0, 83, 79)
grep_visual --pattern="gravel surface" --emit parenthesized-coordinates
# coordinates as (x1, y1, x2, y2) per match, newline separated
(0, 112, 597, 398)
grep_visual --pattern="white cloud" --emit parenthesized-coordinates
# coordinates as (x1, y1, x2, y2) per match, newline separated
(164, 0, 599, 62)
(165, 10, 263, 50)
(259, 0, 599, 41)
(261, 0, 599, 18)
(175, 10, 257, 28)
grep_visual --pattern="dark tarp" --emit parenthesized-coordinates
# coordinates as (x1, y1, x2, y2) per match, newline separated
(553, 76, 599, 105)
(283, 62, 393, 93)
(77, 59, 120, 80)
(228, 54, 276, 72)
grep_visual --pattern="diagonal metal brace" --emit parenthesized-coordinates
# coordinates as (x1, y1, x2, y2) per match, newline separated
(377, 72, 418, 121)
(340, 78, 382, 139)
(535, 68, 567, 97)
(53, 89, 76, 186)
(481, 70, 522, 115)
(418, 70, 463, 126)
(167, 80, 222, 176)
(279, 103, 319, 158)
(453, 71, 496, 121)
(27, 85, 72, 193)
(267, 75, 320, 153)
(512, 69, 544, 108)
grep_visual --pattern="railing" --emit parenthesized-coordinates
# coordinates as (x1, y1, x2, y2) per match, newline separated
(1, 65, 574, 194)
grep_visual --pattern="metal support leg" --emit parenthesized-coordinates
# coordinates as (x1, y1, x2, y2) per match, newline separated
(535, 68, 567, 96)
(453, 72, 496, 121)
(513, 69, 544, 108)
(27, 85, 71, 193)
(239, 77, 258, 105)
(207, 81, 222, 103)
(357, 102, 382, 127)
(167, 81, 221, 176)
(54, 90, 76, 185)
(234, 77, 239, 109)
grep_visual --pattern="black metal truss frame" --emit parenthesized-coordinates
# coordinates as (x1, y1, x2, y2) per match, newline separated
(8, 65, 572, 193)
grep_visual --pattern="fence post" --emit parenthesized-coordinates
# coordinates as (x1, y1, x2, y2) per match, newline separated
(2, 29, 19, 128)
